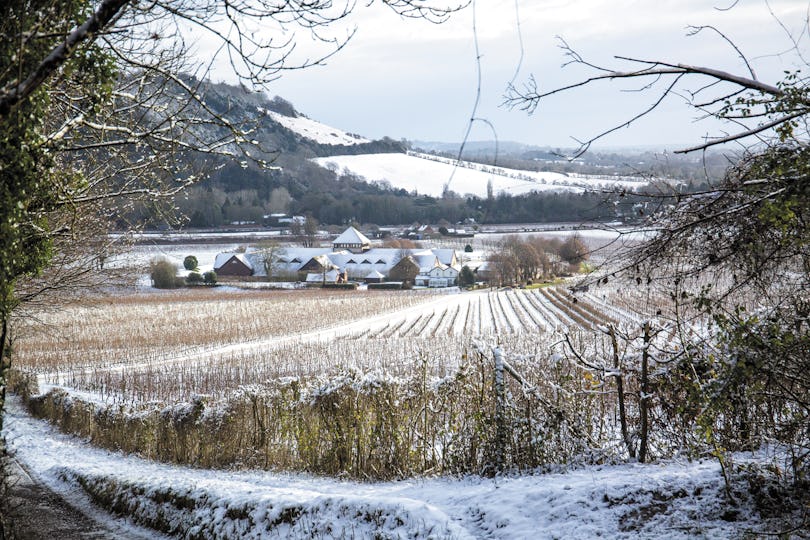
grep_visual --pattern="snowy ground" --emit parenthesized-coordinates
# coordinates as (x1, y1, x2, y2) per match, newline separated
(3, 395, 774, 539)
(261, 109, 370, 146)
(313, 152, 647, 198)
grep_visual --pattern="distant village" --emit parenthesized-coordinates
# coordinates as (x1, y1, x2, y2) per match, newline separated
(213, 226, 473, 288)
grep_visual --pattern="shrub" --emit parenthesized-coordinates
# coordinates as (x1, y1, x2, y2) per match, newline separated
(183, 255, 199, 271)
(186, 272, 204, 285)
(322, 283, 358, 290)
(459, 265, 476, 287)
(203, 271, 217, 285)
(367, 282, 405, 290)
(150, 259, 179, 289)
(464, 244, 473, 253)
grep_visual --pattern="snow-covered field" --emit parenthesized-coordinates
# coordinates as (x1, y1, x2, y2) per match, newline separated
(4, 395, 773, 539)
(313, 152, 648, 198)
(7, 281, 799, 538)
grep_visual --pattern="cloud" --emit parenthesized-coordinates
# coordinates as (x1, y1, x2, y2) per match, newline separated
(190, 0, 807, 148)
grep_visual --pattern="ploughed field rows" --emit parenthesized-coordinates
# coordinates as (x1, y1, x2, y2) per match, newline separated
(14, 288, 441, 375)
(14, 287, 641, 404)
(345, 288, 631, 340)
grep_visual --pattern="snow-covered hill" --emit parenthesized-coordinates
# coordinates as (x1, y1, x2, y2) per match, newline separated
(260, 108, 370, 146)
(313, 151, 648, 197)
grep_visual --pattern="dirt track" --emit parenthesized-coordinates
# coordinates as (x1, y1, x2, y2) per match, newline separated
(3, 457, 154, 540)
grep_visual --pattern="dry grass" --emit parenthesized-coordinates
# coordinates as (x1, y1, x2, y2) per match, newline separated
(14, 288, 439, 373)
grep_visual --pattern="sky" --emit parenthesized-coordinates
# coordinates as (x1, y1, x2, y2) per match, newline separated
(194, 0, 807, 150)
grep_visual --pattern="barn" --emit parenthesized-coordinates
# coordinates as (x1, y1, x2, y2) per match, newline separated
(332, 226, 371, 253)
(214, 253, 254, 277)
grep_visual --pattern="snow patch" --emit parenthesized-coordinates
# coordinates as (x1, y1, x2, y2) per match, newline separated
(261, 108, 369, 146)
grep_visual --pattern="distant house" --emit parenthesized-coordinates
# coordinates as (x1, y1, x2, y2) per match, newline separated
(214, 253, 254, 277)
(473, 261, 494, 283)
(416, 264, 459, 288)
(364, 269, 385, 284)
(298, 254, 337, 281)
(404, 223, 434, 240)
(332, 226, 371, 253)
(388, 256, 420, 283)
(212, 226, 462, 287)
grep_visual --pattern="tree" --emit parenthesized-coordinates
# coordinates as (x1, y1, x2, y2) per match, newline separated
(257, 242, 286, 281)
(185, 271, 204, 285)
(303, 214, 319, 248)
(203, 271, 218, 285)
(150, 259, 179, 289)
(459, 265, 476, 287)
(558, 235, 588, 267)
(268, 187, 292, 214)
(0, 1, 464, 529)
(488, 236, 555, 286)
(508, 3, 810, 483)
(183, 255, 199, 271)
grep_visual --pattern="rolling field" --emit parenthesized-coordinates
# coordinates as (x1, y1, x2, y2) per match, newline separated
(15, 286, 646, 402)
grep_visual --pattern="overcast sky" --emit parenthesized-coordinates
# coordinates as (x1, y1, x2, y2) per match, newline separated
(197, 0, 806, 150)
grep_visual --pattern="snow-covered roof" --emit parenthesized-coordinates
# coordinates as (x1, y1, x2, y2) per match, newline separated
(214, 253, 253, 270)
(431, 249, 457, 267)
(275, 248, 331, 264)
(332, 226, 371, 247)
(366, 269, 385, 279)
(305, 269, 339, 283)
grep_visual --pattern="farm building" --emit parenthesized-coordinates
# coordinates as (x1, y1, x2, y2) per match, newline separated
(214, 227, 462, 287)
(415, 264, 459, 288)
(305, 269, 341, 284)
(332, 226, 371, 253)
(213, 253, 254, 277)
(388, 256, 421, 283)
(364, 270, 385, 284)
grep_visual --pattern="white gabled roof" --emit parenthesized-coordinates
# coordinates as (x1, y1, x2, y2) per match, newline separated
(366, 269, 385, 279)
(431, 248, 457, 267)
(333, 226, 371, 246)
(214, 253, 253, 270)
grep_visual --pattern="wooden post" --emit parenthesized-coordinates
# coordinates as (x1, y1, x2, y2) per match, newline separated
(609, 325, 634, 459)
(639, 321, 651, 463)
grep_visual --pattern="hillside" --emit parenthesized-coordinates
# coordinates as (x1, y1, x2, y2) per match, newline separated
(313, 151, 647, 198)
(126, 79, 682, 229)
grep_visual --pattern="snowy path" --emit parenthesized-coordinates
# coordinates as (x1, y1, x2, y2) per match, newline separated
(4, 396, 765, 539)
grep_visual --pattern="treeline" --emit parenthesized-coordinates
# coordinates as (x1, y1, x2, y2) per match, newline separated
(416, 145, 730, 183)
(133, 159, 669, 228)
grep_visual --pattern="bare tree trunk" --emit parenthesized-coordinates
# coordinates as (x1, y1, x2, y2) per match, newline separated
(0, 316, 7, 435)
(609, 325, 634, 459)
(493, 347, 507, 474)
(639, 321, 651, 463)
